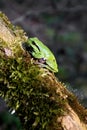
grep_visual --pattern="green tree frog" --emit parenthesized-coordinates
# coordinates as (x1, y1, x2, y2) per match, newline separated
(22, 37, 58, 73)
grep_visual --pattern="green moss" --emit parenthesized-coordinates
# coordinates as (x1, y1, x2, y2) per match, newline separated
(0, 12, 66, 129)
(0, 54, 65, 130)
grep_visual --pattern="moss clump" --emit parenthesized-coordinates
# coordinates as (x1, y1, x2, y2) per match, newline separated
(0, 52, 66, 130)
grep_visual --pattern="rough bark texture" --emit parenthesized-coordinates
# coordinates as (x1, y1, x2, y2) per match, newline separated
(0, 12, 87, 130)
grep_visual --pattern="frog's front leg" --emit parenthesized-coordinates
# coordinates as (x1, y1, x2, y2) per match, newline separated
(34, 58, 47, 68)
(38, 58, 46, 64)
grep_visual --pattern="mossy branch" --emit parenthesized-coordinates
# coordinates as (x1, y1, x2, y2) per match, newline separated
(0, 12, 87, 130)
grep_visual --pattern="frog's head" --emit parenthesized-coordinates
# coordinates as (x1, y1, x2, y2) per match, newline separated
(22, 38, 44, 58)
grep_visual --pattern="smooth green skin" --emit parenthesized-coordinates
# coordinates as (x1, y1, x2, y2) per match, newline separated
(24, 37, 58, 73)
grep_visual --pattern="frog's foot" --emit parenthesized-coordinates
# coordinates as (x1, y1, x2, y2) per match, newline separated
(34, 61, 46, 68)
(38, 58, 46, 64)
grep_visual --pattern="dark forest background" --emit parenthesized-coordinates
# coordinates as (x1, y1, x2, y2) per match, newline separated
(0, 0, 87, 107)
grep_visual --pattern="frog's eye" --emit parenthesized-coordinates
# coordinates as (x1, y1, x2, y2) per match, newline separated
(22, 43, 34, 53)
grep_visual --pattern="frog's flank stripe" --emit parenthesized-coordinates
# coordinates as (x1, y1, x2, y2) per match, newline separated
(32, 41, 40, 52)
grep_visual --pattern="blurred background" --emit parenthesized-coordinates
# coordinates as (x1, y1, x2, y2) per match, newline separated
(0, 0, 87, 108)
